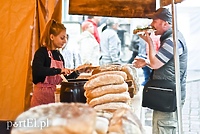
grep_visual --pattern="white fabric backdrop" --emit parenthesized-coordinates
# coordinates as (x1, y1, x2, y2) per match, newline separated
(176, 5, 200, 70)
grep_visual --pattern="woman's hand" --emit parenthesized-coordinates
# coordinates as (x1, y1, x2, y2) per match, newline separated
(61, 68, 73, 75)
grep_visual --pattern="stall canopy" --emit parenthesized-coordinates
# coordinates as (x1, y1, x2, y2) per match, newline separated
(0, 0, 184, 121)
(0, 0, 62, 120)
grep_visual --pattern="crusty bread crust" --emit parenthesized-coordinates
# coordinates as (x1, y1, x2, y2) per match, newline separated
(89, 92, 130, 107)
(84, 74, 125, 90)
(93, 102, 131, 111)
(11, 103, 96, 134)
(85, 82, 128, 99)
(108, 108, 144, 134)
(89, 70, 127, 80)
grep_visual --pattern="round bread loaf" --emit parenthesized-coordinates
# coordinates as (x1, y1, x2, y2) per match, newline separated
(11, 103, 96, 134)
(89, 92, 131, 107)
(93, 102, 131, 111)
(84, 74, 125, 90)
(89, 71, 127, 81)
(85, 82, 128, 99)
(108, 108, 144, 134)
(92, 65, 123, 75)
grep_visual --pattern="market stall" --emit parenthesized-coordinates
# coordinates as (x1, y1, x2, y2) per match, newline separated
(11, 64, 144, 134)
(0, 0, 186, 133)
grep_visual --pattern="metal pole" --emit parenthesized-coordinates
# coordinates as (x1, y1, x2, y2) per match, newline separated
(171, 1, 183, 134)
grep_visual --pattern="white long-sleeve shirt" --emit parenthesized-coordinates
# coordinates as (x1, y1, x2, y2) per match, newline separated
(77, 31, 100, 66)
(100, 28, 121, 65)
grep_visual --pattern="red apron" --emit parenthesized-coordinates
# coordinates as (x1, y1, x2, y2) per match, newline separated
(31, 50, 63, 107)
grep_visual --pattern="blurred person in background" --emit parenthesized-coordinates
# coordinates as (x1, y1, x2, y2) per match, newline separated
(128, 34, 143, 64)
(60, 34, 82, 69)
(77, 21, 100, 66)
(86, 16, 101, 44)
(99, 18, 121, 65)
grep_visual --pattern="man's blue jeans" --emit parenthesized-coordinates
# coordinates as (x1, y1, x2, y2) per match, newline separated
(142, 66, 152, 86)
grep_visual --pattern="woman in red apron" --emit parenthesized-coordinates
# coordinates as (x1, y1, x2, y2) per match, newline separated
(31, 20, 83, 107)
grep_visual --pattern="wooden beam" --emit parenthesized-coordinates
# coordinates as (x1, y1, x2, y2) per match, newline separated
(69, 0, 156, 18)
(160, 0, 184, 7)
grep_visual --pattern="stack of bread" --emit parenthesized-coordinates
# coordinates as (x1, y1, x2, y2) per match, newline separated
(84, 70, 131, 112)
(92, 64, 140, 97)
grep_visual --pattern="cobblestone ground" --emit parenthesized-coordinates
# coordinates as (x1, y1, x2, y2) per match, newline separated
(144, 80, 200, 134)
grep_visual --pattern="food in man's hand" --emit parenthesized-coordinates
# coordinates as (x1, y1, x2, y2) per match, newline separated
(133, 26, 155, 35)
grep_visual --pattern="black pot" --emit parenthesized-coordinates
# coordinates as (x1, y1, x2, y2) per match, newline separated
(60, 79, 88, 103)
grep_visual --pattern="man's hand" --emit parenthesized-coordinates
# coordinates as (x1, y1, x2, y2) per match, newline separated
(133, 57, 147, 68)
(139, 31, 153, 45)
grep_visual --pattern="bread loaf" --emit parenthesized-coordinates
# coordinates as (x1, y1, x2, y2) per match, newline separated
(90, 71, 127, 81)
(95, 116, 109, 134)
(84, 74, 125, 90)
(93, 102, 131, 111)
(108, 108, 144, 134)
(11, 103, 96, 134)
(85, 82, 128, 99)
(89, 92, 130, 107)
(92, 65, 123, 75)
